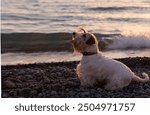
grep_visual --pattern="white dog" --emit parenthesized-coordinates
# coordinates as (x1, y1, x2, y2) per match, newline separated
(71, 28, 149, 90)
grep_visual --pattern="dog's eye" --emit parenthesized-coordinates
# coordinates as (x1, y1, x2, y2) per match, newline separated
(82, 34, 86, 38)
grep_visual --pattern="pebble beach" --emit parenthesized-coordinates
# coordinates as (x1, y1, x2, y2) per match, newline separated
(2, 57, 150, 98)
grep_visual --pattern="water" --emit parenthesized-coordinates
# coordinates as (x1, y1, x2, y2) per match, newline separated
(2, 34, 150, 65)
(2, 0, 150, 34)
(1, 0, 150, 65)
(2, 49, 150, 65)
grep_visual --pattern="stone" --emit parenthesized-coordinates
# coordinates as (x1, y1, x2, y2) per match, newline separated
(21, 88, 31, 97)
(38, 93, 43, 97)
(2, 92, 8, 98)
(51, 91, 57, 95)
(4, 80, 16, 88)
(30, 90, 37, 96)
(25, 75, 33, 79)
(43, 76, 50, 83)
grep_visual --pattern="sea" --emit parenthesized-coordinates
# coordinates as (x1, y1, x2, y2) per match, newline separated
(1, 0, 150, 65)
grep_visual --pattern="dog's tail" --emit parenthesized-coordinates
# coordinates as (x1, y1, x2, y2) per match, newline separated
(132, 72, 149, 82)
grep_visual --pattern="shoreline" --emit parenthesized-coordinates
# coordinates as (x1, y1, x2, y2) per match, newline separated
(2, 57, 150, 98)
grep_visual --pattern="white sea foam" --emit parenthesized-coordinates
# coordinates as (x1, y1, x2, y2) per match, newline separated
(107, 35, 150, 49)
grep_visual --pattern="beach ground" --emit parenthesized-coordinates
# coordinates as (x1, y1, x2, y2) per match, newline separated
(1, 57, 150, 98)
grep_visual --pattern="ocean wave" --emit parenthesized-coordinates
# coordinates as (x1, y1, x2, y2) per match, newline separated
(106, 18, 150, 23)
(106, 35, 150, 49)
(1, 13, 49, 21)
(89, 6, 150, 12)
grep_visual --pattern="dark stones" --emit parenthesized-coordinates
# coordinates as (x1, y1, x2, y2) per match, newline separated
(1, 57, 150, 98)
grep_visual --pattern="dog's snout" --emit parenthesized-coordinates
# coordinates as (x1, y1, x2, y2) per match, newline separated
(73, 32, 76, 36)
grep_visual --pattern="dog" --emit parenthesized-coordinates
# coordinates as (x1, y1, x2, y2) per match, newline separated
(71, 28, 149, 90)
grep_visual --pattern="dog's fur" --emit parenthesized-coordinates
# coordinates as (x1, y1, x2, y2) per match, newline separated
(71, 28, 149, 90)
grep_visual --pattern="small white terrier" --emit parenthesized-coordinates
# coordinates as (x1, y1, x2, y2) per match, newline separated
(71, 28, 149, 90)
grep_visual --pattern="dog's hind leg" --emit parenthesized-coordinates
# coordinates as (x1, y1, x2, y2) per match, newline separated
(104, 76, 131, 90)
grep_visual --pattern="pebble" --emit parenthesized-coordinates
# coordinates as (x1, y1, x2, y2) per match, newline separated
(16, 76, 26, 81)
(52, 84, 61, 90)
(38, 93, 43, 97)
(50, 73, 56, 77)
(30, 90, 37, 96)
(4, 80, 16, 88)
(2, 93, 8, 98)
(25, 75, 33, 79)
(17, 69, 26, 75)
(80, 92, 90, 96)
(65, 88, 70, 91)
(51, 91, 57, 95)
(21, 88, 31, 97)
(68, 91, 76, 96)
(97, 88, 103, 91)
(16, 83, 22, 88)
(43, 76, 50, 83)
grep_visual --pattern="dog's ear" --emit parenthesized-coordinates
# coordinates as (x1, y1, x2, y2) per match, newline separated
(78, 28, 88, 33)
(86, 35, 95, 45)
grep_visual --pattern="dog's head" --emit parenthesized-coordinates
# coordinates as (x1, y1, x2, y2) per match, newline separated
(71, 28, 98, 54)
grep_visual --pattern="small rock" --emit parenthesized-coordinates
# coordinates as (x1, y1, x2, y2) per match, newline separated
(17, 69, 26, 75)
(2, 92, 8, 98)
(21, 88, 31, 97)
(50, 73, 56, 77)
(38, 93, 43, 97)
(16, 83, 22, 88)
(75, 94, 80, 98)
(56, 72, 62, 77)
(82, 92, 90, 95)
(30, 90, 37, 96)
(68, 91, 76, 96)
(43, 76, 50, 83)
(25, 75, 33, 79)
(2, 71, 13, 77)
(79, 87, 85, 91)
(51, 91, 57, 95)
(4, 80, 16, 88)
(52, 84, 61, 90)
(145, 88, 150, 93)
(97, 88, 102, 91)
(9, 90, 17, 97)
(16, 76, 26, 82)
(35, 85, 43, 92)
(65, 88, 70, 91)
(46, 91, 49, 94)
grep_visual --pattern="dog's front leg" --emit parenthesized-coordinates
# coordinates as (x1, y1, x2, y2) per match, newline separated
(80, 75, 95, 88)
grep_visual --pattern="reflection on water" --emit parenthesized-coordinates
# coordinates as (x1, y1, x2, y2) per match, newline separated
(2, 0, 150, 34)
(1, 49, 150, 65)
